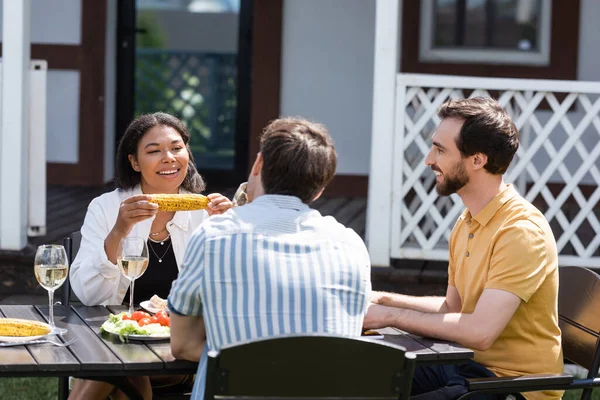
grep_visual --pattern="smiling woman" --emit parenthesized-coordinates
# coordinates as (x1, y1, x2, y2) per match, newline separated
(67, 112, 233, 400)
(70, 112, 233, 307)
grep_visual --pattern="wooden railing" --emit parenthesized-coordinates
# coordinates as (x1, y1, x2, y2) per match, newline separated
(367, 73, 600, 268)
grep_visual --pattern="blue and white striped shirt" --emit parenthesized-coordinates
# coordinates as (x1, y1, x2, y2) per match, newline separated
(168, 195, 371, 398)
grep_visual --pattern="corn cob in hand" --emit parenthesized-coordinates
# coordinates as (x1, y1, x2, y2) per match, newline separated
(0, 318, 51, 337)
(149, 193, 210, 212)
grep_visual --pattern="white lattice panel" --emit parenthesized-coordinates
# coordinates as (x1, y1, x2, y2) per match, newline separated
(375, 73, 600, 268)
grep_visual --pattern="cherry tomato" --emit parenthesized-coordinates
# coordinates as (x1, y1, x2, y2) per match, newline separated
(121, 314, 133, 321)
(131, 311, 150, 321)
(149, 316, 159, 325)
(156, 314, 170, 327)
(156, 310, 168, 319)
(138, 317, 152, 327)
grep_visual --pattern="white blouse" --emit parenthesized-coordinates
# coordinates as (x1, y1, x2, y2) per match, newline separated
(69, 185, 208, 306)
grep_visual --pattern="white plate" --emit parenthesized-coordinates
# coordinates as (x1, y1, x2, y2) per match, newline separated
(102, 325, 170, 341)
(0, 334, 48, 343)
(101, 315, 170, 341)
(0, 320, 52, 342)
(140, 300, 164, 314)
(108, 331, 169, 341)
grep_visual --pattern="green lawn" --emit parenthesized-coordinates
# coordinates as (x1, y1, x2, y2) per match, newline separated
(0, 377, 57, 400)
(564, 389, 600, 400)
(0, 377, 598, 399)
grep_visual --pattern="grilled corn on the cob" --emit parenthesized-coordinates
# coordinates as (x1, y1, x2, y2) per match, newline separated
(0, 318, 52, 337)
(149, 194, 210, 211)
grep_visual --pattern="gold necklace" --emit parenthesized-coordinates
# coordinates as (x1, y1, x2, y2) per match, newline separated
(150, 226, 167, 237)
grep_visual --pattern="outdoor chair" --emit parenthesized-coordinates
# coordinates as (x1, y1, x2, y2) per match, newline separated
(60, 231, 192, 400)
(61, 231, 82, 307)
(457, 266, 600, 400)
(204, 333, 417, 400)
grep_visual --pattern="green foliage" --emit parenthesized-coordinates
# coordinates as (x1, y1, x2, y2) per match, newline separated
(133, 8, 238, 170)
(136, 11, 166, 49)
(135, 51, 238, 169)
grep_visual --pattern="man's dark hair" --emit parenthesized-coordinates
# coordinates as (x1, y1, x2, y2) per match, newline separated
(438, 97, 519, 174)
(259, 117, 337, 203)
(114, 112, 205, 193)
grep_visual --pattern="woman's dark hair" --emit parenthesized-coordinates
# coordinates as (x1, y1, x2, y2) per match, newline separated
(260, 117, 337, 203)
(438, 97, 519, 175)
(114, 112, 205, 193)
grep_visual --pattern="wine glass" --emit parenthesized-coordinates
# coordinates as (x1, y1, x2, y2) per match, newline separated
(34, 244, 69, 335)
(232, 181, 248, 207)
(116, 237, 149, 315)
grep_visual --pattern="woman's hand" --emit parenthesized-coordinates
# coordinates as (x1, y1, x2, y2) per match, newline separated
(206, 193, 233, 216)
(113, 194, 159, 237)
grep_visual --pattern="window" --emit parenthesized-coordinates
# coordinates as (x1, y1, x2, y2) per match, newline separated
(401, 0, 579, 80)
(420, 0, 551, 65)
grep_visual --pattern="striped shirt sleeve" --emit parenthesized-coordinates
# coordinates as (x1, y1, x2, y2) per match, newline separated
(168, 228, 206, 317)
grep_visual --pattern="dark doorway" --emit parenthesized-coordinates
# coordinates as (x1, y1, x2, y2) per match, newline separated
(116, 0, 252, 190)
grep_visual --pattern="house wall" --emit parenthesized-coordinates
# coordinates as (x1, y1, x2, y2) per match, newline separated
(279, 0, 600, 178)
(0, 0, 81, 164)
(280, 0, 375, 176)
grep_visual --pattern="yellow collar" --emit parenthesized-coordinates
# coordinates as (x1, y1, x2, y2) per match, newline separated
(460, 184, 519, 227)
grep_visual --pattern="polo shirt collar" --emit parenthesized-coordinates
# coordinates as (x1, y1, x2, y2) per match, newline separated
(460, 184, 519, 227)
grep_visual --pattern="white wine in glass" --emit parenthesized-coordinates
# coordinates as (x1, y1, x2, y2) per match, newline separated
(233, 182, 248, 207)
(117, 237, 149, 315)
(34, 244, 69, 335)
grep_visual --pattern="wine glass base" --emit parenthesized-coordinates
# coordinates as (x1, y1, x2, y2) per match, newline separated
(51, 327, 68, 335)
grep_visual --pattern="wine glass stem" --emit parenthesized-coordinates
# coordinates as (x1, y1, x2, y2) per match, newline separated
(48, 289, 55, 329)
(129, 279, 135, 315)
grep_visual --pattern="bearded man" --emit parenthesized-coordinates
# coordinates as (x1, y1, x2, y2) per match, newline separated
(364, 97, 563, 400)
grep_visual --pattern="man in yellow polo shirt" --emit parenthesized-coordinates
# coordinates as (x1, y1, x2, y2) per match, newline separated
(364, 97, 562, 400)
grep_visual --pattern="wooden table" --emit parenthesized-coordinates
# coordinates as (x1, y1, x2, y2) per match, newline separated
(0, 304, 196, 400)
(376, 326, 474, 365)
(0, 305, 473, 399)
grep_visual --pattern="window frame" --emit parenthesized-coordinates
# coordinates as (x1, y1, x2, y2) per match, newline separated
(401, 0, 580, 81)
(419, 0, 552, 66)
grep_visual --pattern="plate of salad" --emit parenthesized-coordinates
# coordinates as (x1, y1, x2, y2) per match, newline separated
(100, 310, 171, 342)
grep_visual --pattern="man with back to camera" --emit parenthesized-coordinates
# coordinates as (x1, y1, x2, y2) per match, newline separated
(364, 97, 563, 400)
(167, 116, 372, 399)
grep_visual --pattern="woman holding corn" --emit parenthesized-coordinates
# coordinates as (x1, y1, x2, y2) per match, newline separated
(68, 112, 232, 399)
(70, 112, 232, 307)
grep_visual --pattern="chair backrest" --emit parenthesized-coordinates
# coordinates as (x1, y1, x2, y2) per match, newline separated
(204, 334, 417, 400)
(558, 266, 600, 379)
(61, 231, 82, 306)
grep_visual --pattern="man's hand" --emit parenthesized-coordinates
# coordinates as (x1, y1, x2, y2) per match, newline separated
(363, 303, 393, 330)
(364, 288, 522, 351)
(206, 193, 233, 216)
(370, 291, 386, 305)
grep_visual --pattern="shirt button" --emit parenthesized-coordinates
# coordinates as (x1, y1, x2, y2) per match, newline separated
(119, 289, 125, 294)
(466, 252, 470, 257)
(469, 233, 474, 239)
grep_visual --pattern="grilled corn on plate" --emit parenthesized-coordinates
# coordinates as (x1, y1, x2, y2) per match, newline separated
(0, 318, 52, 337)
(149, 194, 209, 211)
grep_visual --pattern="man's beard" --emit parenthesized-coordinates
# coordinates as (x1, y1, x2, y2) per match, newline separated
(434, 161, 469, 196)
